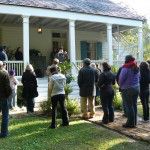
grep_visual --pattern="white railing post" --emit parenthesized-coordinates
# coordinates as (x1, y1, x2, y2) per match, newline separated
(138, 27, 143, 61)
(22, 15, 30, 70)
(68, 19, 77, 75)
(107, 24, 113, 65)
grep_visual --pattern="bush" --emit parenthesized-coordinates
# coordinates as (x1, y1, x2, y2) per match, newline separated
(65, 84, 73, 99)
(113, 91, 122, 110)
(66, 99, 80, 117)
(17, 85, 26, 108)
(40, 98, 80, 117)
(40, 98, 51, 115)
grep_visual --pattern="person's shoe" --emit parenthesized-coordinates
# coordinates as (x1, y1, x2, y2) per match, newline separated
(122, 124, 136, 128)
(61, 123, 69, 127)
(49, 125, 56, 129)
(81, 114, 89, 120)
(142, 120, 149, 123)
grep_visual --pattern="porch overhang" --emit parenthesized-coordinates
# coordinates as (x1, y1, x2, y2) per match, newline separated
(0, 4, 143, 27)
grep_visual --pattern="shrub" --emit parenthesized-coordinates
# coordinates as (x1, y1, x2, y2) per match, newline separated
(65, 84, 73, 99)
(40, 98, 80, 117)
(17, 85, 26, 108)
(113, 92, 122, 110)
(66, 99, 80, 117)
(40, 98, 51, 115)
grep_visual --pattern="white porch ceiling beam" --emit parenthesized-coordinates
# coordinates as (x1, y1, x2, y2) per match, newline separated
(87, 24, 104, 30)
(0, 4, 143, 27)
(77, 22, 96, 29)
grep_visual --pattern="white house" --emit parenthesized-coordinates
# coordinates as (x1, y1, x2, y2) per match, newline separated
(0, 0, 144, 76)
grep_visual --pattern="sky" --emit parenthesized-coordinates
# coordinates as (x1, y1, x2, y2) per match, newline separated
(113, 0, 150, 23)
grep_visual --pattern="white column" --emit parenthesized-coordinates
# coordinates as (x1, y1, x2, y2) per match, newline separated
(138, 27, 143, 61)
(107, 24, 113, 65)
(22, 15, 30, 69)
(69, 19, 76, 75)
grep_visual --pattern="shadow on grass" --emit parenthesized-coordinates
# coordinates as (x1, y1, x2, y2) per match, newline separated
(0, 116, 149, 150)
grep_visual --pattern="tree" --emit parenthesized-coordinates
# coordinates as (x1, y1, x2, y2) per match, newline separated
(120, 23, 150, 60)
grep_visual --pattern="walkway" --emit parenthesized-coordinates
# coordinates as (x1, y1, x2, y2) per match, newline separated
(88, 108, 150, 143)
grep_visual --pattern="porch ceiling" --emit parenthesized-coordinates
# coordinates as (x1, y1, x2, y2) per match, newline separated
(0, 14, 133, 33)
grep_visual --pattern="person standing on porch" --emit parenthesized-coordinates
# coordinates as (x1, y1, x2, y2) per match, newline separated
(78, 58, 99, 119)
(21, 64, 38, 114)
(0, 61, 12, 138)
(119, 55, 140, 128)
(0, 46, 7, 61)
(48, 66, 69, 129)
(97, 62, 115, 124)
(55, 47, 67, 63)
(15, 47, 23, 60)
(139, 61, 150, 122)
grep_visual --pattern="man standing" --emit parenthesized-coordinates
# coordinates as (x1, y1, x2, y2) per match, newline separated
(0, 61, 12, 138)
(78, 58, 99, 119)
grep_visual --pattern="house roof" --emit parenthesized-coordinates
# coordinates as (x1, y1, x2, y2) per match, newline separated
(0, 0, 145, 21)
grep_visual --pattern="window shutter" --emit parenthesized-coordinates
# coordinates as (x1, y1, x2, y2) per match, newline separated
(96, 42, 102, 59)
(80, 41, 89, 60)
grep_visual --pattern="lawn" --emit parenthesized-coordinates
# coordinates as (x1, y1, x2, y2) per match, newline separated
(0, 116, 149, 150)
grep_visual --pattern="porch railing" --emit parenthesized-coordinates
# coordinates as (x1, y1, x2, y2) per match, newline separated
(6, 61, 24, 77)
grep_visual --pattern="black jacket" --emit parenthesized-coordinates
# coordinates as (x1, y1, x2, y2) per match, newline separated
(22, 70, 38, 99)
(0, 50, 6, 61)
(140, 69, 150, 91)
(97, 71, 115, 91)
(78, 66, 99, 97)
(0, 69, 12, 99)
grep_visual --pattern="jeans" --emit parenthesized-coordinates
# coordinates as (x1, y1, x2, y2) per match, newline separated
(140, 89, 149, 121)
(26, 98, 34, 113)
(100, 89, 114, 124)
(8, 89, 16, 109)
(51, 94, 69, 127)
(121, 91, 128, 116)
(0, 98, 9, 136)
(123, 86, 139, 126)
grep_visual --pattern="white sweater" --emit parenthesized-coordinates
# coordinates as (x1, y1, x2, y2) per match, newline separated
(49, 73, 66, 97)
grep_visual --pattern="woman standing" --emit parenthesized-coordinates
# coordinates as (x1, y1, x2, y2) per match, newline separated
(119, 55, 140, 128)
(139, 61, 150, 122)
(98, 62, 115, 124)
(22, 64, 38, 113)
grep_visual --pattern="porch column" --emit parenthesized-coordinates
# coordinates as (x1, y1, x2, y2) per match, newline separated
(107, 24, 113, 65)
(22, 15, 30, 69)
(138, 27, 143, 61)
(68, 19, 76, 75)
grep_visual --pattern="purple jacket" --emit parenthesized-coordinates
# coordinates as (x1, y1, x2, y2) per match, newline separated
(119, 67, 140, 90)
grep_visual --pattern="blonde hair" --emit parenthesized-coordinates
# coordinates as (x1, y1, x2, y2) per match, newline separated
(0, 61, 3, 69)
(25, 64, 34, 72)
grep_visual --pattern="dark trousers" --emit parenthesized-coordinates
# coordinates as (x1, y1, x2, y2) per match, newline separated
(51, 94, 69, 127)
(123, 87, 139, 126)
(121, 91, 127, 116)
(100, 89, 114, 124)
(140, 89, 149, 121)
(26, 98, 34, 113)
(0, 99, 9, 136)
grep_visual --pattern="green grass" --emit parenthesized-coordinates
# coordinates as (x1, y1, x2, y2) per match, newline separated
(0, 116, 149, 150)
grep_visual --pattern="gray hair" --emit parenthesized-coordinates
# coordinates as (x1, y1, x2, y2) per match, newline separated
(25, 64, 34, 72)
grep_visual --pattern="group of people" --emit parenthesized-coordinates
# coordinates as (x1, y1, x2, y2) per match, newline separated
(0, 45, 23, 61)
(0, 54, 149, 138)
(78, 56, 150, 129)
(0, 61, 38, 138)
(50, 47, 68, 63)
